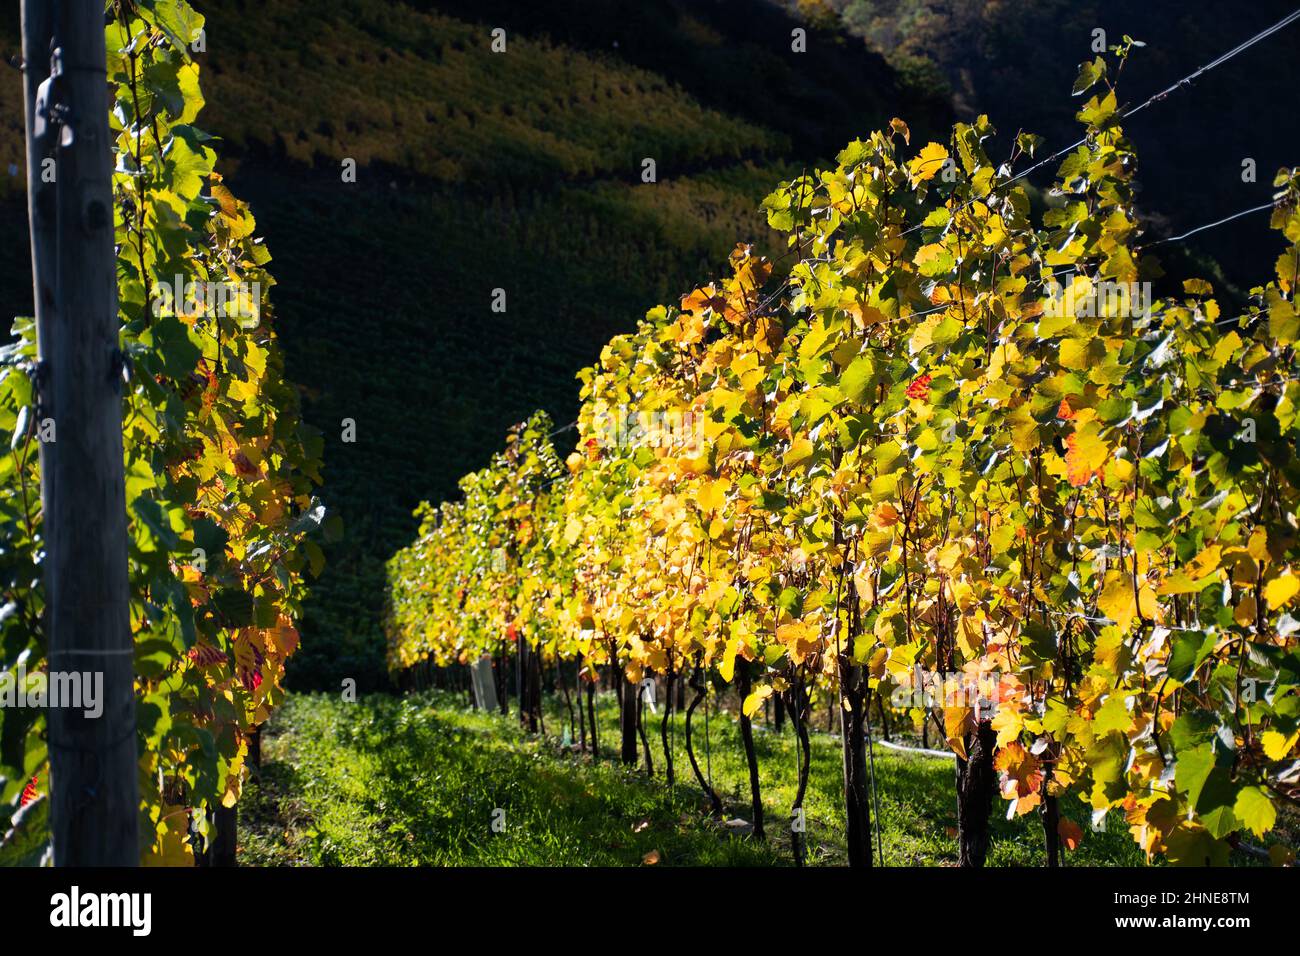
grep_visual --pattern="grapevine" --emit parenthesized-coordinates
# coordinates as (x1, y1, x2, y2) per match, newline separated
(0, 0, 324, 864)
(387, 42, 1300, 865)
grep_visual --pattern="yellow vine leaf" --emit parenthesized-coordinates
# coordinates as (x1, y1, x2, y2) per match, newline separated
(1097, 573, 1157, 632)
(742, 685, 773, 717)
(908, 142, 948, 184)
(1261, 729, 1297, 761)
(1264, 572, 1299, 608)
(944, 706, 973, 759)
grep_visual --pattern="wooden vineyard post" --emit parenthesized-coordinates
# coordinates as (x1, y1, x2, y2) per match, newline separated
(21, 0, 138, 866)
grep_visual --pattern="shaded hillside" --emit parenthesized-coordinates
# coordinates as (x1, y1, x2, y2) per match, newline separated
(0, 1, 947, 689)
(229, 163, 800, 687)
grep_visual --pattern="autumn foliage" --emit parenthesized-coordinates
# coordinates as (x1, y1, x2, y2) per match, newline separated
(389, 42, 1300, 865)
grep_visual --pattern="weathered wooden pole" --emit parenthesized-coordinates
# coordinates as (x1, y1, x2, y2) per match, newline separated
(22, 0, 138, 866)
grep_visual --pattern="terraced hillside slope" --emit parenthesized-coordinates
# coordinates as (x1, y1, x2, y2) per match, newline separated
(0, 0, 947, 688)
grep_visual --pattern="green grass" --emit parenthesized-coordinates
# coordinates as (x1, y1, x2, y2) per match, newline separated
(239, 690, 779, 866)
(239, 688, 1152, 866)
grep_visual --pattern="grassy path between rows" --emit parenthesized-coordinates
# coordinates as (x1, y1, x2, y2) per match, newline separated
(239, 689, 1153, 866)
